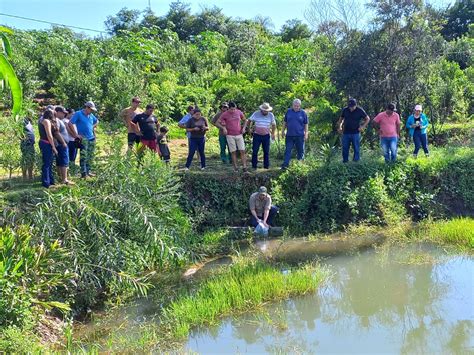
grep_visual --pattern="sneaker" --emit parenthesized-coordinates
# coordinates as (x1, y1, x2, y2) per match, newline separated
(201, 167, 206, 171)
(184, 167, 190, 171)
(87, 172, 96, 177)
(64, 180, 76, 186)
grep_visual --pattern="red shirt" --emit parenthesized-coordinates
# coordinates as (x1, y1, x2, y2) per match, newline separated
(219, 109, 245, 136)
(373, 112, 401, 138)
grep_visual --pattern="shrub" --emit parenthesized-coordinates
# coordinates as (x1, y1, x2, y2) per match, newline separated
(0, 226, 71, 327)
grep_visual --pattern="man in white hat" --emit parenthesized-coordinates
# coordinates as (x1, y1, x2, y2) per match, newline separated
(243, 102, 277, 169)
(68, 101, 99, 178)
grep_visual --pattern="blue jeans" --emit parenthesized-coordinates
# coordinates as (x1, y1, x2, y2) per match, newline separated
(342, 133, 361, 162)
(413, 130, 429, 156)
(39, 140, 54, 188)
(186, 137, 206, 168)
(250, 205, 279, 227)
(68, 141, 78, 163)
(380, 137, 398, 163)
(282, 136, 304, 168)
(252, 134, 271, 169)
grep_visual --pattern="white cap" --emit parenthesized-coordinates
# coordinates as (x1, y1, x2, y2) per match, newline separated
(85, 101, 97, 111)
(414, 104, 422, 111)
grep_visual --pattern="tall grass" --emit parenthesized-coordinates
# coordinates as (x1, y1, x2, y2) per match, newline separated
(416, 218, 474, 249)
(161, 260, 326, 339)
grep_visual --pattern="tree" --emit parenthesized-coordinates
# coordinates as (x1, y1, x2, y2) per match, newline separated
(193, 6, 231, 35)
(441, 0, 474, 40)
(163, 1, 196, 40)
(280, 19, 313, 42)
(105, 7, 141, 35)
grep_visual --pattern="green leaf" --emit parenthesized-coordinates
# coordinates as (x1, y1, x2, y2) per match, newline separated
(0, 33, 12, 57)
(0, 53, 23, 116)
(0, 26, 13, 35)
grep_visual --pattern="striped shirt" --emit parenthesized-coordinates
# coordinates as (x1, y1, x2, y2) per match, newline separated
(249, 111, 276, 135)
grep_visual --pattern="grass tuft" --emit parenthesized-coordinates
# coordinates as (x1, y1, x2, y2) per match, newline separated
(161, 260, 326, 339)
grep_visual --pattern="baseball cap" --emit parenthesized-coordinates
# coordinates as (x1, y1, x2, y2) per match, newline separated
(132, 96, 141, 103)
(221, 102, 229, 108)
(348, 98, 357, 107)
(258, 186, 267, 194)
(414, 104, 422, 111)
(85, 101, 97, 111)
(387, 103, 396, 111)
(54, 105, 67, 114)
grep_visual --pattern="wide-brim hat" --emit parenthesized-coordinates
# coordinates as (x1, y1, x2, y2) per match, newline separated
(259, 102, 273, 112)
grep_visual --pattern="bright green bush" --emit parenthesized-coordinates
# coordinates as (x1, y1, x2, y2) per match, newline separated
(0, 226, 71, 327)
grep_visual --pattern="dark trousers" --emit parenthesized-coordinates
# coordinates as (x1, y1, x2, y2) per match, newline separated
(342, 133, 361, 162)
(186, 137, 206, 168)
(252, 134, 271, 169)
(68, 141, 78, 163)
(413, 130, 429, 156)
(250, 205, 279, 227)
(39, 140, 54, 188)
(282, 136, 304, 168)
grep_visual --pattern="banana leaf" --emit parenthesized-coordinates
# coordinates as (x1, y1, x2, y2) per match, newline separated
(0, 26, 13, 35)
(0, 33, 12, 57)
(0, 53, 23, 116)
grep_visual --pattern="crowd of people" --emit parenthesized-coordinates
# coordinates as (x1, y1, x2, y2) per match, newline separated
(21, 97, 430, 189)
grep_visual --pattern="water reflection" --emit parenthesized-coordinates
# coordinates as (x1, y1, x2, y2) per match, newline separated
(187, 245, 474, 354)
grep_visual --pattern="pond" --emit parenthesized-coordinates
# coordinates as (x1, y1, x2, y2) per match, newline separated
(185, 244, 473, 354)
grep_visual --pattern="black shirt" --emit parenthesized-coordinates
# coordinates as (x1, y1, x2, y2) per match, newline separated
(340, 107, 368, 134)
(157, 134, 170, 157)
(414, 116, 421, 130)
(186, 117, 208, 138)
(132, 113, 158, 140)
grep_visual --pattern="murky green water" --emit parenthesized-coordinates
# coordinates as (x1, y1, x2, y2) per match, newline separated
(186, 244, 474, 354)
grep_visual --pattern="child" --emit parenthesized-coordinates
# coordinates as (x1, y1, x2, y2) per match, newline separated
(157, 126, 171, 164)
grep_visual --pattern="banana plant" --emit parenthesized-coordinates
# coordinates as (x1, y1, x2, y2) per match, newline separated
(0, 26, 22, 117)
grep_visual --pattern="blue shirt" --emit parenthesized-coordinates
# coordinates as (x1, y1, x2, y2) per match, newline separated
(179, 113, 192, 138)
(70, 109, 98, 140)
(284, 109, 308, 137)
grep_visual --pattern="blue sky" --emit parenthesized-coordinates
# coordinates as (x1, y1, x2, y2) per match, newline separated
(0, 0, 453, 36)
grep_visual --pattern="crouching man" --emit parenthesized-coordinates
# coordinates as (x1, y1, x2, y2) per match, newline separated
(249, 186, 279, 228)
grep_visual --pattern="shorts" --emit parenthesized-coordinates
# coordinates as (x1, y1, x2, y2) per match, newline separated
(141, 139, 158, 152)
(226, 134, 245, 152)
(128, 132, 141, 146)
(56, 144, 69, 167)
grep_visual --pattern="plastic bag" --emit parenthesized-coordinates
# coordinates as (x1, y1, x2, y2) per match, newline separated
(254, 222, 269, 237)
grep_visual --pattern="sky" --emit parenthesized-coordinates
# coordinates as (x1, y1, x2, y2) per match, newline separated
(0, 0, 454, 36)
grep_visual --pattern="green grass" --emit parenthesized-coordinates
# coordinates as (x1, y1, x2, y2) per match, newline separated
(161, 260, 326, 339)
(416, 218, 474, 249)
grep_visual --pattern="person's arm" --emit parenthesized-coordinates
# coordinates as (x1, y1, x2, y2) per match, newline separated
(262, 196, 272, 226)
(203, 118, 209, 132)
(396, 115, 401, 137)
(242, 113, 254, 133)
(93, 115, 99, 129)
(271, 119, 276, 140)
(304, 112, 309, 141)
(186, 119, 199, 133)
(281, 111, 288, 137)
(240, 112, 248, 134)
(337, 116, 344, 134)
(178, 115, 188, 129)
(65, 121, 76, 138)
(215, 114, 227, 135)
(68, 114, 81, 139)
(42, 120, 58, 155)
(249, 196, 260, 221)
(211, 113, 220, 126)
(421, 114, 429, 130)
(359, 115, 370, 132)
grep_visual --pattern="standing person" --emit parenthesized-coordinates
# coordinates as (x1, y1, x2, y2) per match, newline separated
(372, 103, 401, 163)
(406, 104, 430, 158)
(216, 102, 248, 172)
(185, 109, 209, 170)
(178, 105, 195, 139)
(211, 102, 231, 164)
(68, 101, 99, 178)
(64, 108, 79, 166)
(38, 109, 62, 188)
(337, 98, 370, 163)
(20, 116, 35, 180)
(132, 104, 160, 153)
(249, 186, 279, 228)
(54, 106, 72, 184)
(243, 102, 277, 170)
(120, 96, 143, 149)
(21, 116, 35, 180)
(281, 99, 309, 170)
(157, 126, 171, 164)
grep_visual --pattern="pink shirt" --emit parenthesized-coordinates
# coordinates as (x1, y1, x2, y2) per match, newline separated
(373, 112, 401, 138)
(219, 109, 245, 136)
